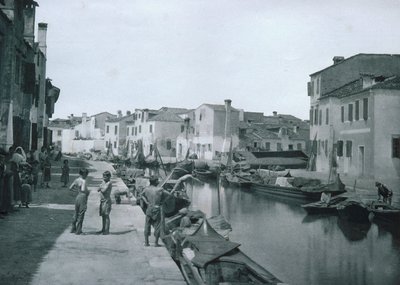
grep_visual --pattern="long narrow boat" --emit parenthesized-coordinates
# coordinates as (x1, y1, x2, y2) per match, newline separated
(301, 195, 348, 214)
(367, 201, 400, 224)
(251, 175, 346, 202)
(177, 220, 284, 285)
(223, 172, 252, 188)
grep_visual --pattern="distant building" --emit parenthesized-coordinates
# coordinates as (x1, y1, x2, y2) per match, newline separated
(127, 108, 189, 158)
(176, 100, 240, 160)
(104, 111, 133, 156)
(308, 54, 400, 187)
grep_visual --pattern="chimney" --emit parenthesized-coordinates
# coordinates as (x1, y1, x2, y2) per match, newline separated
(38, 23, 48, 57)
(126, 110, 131, 116)
(117, 110, 122, 118)
(333, 56, 345, 65)
(273, 111, 277, 116)
(23, 2, 37, 45)
(82, 112, 87, 121)
(224, 99, 232, 139)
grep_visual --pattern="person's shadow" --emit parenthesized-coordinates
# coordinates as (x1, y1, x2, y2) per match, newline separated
(82, 229, 137, 235)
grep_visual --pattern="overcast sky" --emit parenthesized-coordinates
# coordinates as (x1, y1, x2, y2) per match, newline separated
(35, 0, 400, 120)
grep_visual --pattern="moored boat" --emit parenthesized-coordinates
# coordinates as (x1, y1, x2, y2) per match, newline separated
(301, 195, 348, 214)
(177, 220, 284, 285)
(367, 201, 400, 224)
(251, 174, 346, 202)
(223, 172, 252, 188)
(193, 168, 217, 181)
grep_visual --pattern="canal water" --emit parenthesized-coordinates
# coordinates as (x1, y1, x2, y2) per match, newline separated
(185, 181, 400, 285)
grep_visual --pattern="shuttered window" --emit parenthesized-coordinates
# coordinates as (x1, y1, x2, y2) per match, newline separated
(346, 140, 352, 157)
(393, 136, 400, 159)
(337, 140, 343, 157)
(363, 98, 369, 120)
(348, 104, 353, 122)
(355, 100, 360, 121)
(341, 106, 344, 123)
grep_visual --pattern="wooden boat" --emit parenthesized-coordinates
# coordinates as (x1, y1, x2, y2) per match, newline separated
(337, 200, 371, 224)
(177, 220, 284, 285)
(193, 168, 217, 181)
(367, 201, 400, 224)
(223, 172, 252, 188)
(301, 195, 348, 214)
(251, 174, 346, 202)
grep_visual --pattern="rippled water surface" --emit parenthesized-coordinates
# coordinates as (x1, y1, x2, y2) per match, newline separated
(186, 181, 400, 285)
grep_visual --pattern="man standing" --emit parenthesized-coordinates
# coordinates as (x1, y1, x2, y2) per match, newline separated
(141, 176, 166, 247)
(376, 181, 393, 205)
(97, 171, 112, 235)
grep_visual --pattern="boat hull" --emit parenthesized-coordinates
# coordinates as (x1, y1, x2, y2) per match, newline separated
(337, 201, 371, 224)
(301, 196, 348, 214)
(251, 183, 322, 201)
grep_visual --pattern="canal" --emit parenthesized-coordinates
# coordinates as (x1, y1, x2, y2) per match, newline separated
(185, 181, 400, 285)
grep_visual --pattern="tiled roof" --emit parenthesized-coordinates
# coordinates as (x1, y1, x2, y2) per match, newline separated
(203, 104, 239, 112)
(158, 107, 191, 114)
(310, 53, 400, 76)
(106, 115, 132, 123)
(324, 76, 400, 99)
(323, 79, 363, 98)
(148, 112, 184, 122)
(372, 76, 400, 90)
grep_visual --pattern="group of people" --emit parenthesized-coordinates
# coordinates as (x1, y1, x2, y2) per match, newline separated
(69, 169, 112, 235)
(0, 145, 54, 218)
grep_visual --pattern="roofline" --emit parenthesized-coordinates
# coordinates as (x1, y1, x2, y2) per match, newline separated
(309, 53, 400, 77)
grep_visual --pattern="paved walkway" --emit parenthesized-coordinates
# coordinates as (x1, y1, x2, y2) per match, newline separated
(31, 160, 185, 285)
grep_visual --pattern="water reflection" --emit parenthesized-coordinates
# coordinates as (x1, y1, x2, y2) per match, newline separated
(187, 182, 400, 285)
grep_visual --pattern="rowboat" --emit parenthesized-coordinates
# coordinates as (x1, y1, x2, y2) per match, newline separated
(251, 174, 346, 202)
(177, 219, 284, 285)
(337, 200, 371, 224)
(301, 195, 348, 214)
(193, 169, 217, 181)
(223, 172, 252, 188)
(367, 201, 400, 224)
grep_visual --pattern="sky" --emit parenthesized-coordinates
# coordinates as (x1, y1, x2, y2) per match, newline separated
(35, 0, 400, 120)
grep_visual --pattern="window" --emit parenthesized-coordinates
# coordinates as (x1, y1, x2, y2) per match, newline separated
(106, 141, 108, 147)
(181, 125, 185, 132)
(325, 108, 329, 125)
(208, 144, 211, 151)
(318, 140, 321, 155)
(106, 125, 109, 133)
(135, 127, 137, 136)
(277, 143, 282, 151)
(265, 142, 270, 151)
(131, 127, 134, 135)
(341, 106, 344, 123)
(310, 107, 314, 126)
(314, 108, 318, 125)
(57, 130, 62, 136)
(392, 136, 400, 158)
(127, 128, 129, 136)
(346, 140, 352, 157)
(337, 140, 343, 157)
(348, 104, 353, 122)
(363, 98, 369, 120)
(325, 139, 328, 156)
(288, 144, 293, 150)
(114, 125, 118, 135)
(139, 125, 141, 133)
(179, 144, 182, 155)
(114, 141, 117, 148)
(319, 110, 322, 125)
(316, 78, 320, 95)
(149, 125, 153, 133)
(355, 100, 360, 121)
(75, 130, 79, 138)
(166, 140, 172, 150)
(149, 144, 153, 154)
(297, 143, 302, 150)
(254, 142, 258, 148)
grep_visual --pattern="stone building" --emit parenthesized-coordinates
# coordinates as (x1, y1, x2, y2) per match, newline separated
(0, 1, 59, 151)
(308, 54, 400, 187)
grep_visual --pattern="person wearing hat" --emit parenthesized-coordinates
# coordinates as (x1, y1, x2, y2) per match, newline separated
(97, 170, 112, 235)
(376, 181, 393, 205)
(141, 176, 168, 247)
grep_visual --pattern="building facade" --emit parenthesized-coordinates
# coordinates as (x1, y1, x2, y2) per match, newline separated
(308, 54, 400, 187)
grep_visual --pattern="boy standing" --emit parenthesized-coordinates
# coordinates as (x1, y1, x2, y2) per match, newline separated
(97, 171, 112, 235)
